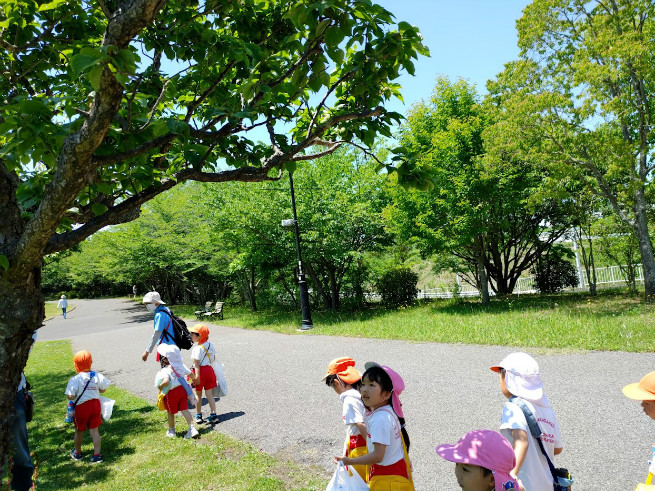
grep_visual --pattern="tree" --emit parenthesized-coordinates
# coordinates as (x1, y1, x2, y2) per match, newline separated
(386, 78, 572, 300)
(485, 0, 655, 300)
(0, 0, 428, 463)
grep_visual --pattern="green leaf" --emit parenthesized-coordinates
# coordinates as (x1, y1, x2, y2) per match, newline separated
(0, 254, 8, 271)
(88, 65, 103, 90)
(91, 203, 108, 216)
(71, 49, 102, 75)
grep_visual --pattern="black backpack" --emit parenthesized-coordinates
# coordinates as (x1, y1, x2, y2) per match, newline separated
(160, 309, 193, 350)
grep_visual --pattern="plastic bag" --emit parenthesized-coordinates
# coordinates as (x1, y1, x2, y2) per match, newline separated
(157, 392, 166, 411)
(99, 396, 115, 421)
(326, 461, 368, 491)
(212, 361, 228, 398)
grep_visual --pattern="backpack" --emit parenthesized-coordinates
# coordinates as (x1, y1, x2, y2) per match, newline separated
(160, 309, 193, 350)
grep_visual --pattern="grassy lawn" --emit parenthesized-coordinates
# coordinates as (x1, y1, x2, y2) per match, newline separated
(175, 290, 655, 352)
(44, 301, 66, 319)
(15, 340, 326, 490)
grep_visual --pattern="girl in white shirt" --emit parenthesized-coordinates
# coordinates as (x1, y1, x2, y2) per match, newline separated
(334, 362, 413, 490)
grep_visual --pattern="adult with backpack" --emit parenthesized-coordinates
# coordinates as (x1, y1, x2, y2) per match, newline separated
(141, 291, 192, 362)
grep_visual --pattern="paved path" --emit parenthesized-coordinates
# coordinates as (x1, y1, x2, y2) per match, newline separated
(39, 298, 653, 489)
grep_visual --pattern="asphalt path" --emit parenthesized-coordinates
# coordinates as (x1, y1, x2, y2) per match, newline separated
(38, 298, 654, 489)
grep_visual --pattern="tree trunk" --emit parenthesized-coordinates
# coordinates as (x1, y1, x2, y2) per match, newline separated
(633, 189, 655, 300)
(328, 267, 339, 311)
(475, 237, 489, 305)
(0, 274, 42, 469)
(305, 262, 332, 309)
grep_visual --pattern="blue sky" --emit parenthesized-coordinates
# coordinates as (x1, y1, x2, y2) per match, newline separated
(376, 0, 530, 114)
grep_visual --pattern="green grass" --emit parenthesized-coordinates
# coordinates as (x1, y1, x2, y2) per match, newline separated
(175, 290, 655, 352)
(44, 301, 66, 319)
(16, 340, 326, 490)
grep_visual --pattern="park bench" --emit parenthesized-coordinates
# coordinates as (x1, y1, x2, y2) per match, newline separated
(203, 301, 224, 321)
(194, 301, 213, 320)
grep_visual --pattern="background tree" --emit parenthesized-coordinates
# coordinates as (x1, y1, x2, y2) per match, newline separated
(485, 0, 655, 299)
(0, 0, 428, 462)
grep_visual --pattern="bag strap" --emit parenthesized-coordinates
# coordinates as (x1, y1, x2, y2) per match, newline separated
(200, 342, 214, 364)
(509, 396, 560, 487)
(158, 309, 173, 344)
(74, 375, 93, 406)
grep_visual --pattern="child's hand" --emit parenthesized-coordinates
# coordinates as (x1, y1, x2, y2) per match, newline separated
(333, 456, 348, 464)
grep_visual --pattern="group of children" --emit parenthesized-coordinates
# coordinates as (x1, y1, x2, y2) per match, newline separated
(64, 320, 221, 461)
(324, 352, 569, 491)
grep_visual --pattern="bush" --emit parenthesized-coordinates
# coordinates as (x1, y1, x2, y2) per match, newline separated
(375, 267, 418, 307)
(532, 247, 579, 294)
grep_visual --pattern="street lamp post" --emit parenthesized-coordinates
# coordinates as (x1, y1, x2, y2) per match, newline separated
(283, 171, 313, 330)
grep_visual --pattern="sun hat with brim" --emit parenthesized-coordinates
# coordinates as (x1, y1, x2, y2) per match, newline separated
(189, 324, 210, 345)
(490, 352, 544, 403)
(321, 357, 362, 385)
(364, 361, 405, 418)
(436, 430, 520, 491)
(142, 291, 165, 304)
(622, 371, 655, 400)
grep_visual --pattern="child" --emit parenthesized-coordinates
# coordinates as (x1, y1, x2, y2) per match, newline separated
(155, 344, 199, 439)
(157, 343, 197, 407)
(334, 362, 413, 490)
(490, 352, 563, 491)
(322, 357, 367, 480)
(623, 371, 655, 420)
(57, 294, 68, 319)
(188, 324, 219, 424)
(436, 429, 523, 491)
(65, 350, 111, 463)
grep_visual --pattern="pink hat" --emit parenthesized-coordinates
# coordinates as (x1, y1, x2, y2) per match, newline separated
(364, 362, 405, 418)
(436, 430, 519, 491)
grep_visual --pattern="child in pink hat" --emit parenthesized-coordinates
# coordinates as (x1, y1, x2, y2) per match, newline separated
(436, 429, 524, 491)
(333, 362, 413, 489)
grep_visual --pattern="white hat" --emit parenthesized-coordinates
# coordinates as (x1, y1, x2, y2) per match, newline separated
(490, 352, 545, 404)
(157, 344, 190, 376)
(142, 291, 165, 304)
(61, 295, 66, 299)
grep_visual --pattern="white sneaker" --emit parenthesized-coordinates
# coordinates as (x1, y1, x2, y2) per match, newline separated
(184, 426, 199, 439)
(165, 428, 176, 438)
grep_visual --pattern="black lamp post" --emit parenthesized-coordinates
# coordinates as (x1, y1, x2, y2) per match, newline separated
(283, 171, 313, 330)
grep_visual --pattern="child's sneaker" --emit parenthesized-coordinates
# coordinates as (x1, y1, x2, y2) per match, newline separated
(90, 454, 103, 464)
(195, 413, 204, 424)
(206, 413, 219, 424)
(184, 426, 199, 439)
(71, 449, 83, 461)
(165, 428, 176, 438)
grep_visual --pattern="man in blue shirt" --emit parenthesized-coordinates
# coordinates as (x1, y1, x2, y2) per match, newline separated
(140, 291, 175, 362)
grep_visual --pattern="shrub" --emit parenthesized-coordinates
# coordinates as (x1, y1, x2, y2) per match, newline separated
(375, 267, 418, 307)
(532, 247, 579, 294)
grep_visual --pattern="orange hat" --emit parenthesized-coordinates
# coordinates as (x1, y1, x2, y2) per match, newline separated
(188, 324, 209, 345)
(73, 350, 93, 373)
(623, 372, 655, 400)
(321, 357, 361, 385)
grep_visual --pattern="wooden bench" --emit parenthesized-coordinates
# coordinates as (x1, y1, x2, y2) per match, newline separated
(203, 301, 224, 321)
(194, 301, 213, 320)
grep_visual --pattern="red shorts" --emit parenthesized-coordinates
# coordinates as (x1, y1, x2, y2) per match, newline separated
(192, 365, 217, 392)
(74, 399, 101, 431)
(164, 386, 188, 414)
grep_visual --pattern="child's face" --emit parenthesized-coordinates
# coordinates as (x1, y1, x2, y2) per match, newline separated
(454, 463, 495, 491)
(499, 370, 512, 399)
(359, 376, 391, 410)
(642, 400, 655, 420)
(191, 332, 200, 343)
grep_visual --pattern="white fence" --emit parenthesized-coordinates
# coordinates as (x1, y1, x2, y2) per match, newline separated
(415, 264, 643, 299)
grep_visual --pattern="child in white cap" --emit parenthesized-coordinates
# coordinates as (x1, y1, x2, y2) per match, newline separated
(490, 352, 563, 491)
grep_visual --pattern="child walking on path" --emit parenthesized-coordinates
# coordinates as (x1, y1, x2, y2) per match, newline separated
(436, 429, 523, 491)
(334, 362, 413, 491)
(188, 324, 219, 424)
(490, 352, 563, 491)
(57, 295, 68, 319)
(623, 371, 655, 421)
(155, 344, 199, 439)
(65, 350, 110, 463)
(322, 357, 367, 480)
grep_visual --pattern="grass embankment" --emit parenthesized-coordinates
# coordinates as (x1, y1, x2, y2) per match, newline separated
(17, 341, 325, 490)
(176, 290, 655, 352)
(44, 302, 66, 319)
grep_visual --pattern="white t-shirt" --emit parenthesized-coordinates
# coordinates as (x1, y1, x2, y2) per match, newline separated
(500, 398, 563, 491)
(65, 372, 110, 405)
(366, 406, 404, 466)
(155, 366, 181, 394)
(190, 341, 216, 366)
(341, 389, 365, 437)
